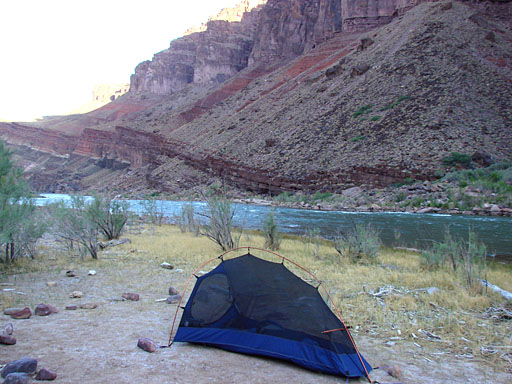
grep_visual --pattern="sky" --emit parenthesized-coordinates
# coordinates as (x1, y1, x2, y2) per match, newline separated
(0, 0, 242, 121)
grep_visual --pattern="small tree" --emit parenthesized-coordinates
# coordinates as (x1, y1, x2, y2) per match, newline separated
(263, 210, 281, 251)
(0, 141, 45, 263)
(87, 195, 128, 240)
(200, 193, 240, 251)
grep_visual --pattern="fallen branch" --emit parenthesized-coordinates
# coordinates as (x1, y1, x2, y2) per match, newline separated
(481, 280, 512, 301)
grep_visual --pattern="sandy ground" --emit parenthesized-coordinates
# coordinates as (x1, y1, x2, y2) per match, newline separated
(1, 264, 510, 384)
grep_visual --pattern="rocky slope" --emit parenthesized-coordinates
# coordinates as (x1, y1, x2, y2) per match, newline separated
(0, 0, 511, 199)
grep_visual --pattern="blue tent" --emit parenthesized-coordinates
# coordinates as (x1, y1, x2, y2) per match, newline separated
(172, 251, 372, 381)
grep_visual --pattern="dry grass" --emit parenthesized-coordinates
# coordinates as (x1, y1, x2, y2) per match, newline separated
(1, 223, 511, 374)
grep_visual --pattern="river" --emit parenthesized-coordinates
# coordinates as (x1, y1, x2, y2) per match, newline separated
(33, 194, 512, 259)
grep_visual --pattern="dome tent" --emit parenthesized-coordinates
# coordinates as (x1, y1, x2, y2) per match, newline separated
(169, 247, 372, 382)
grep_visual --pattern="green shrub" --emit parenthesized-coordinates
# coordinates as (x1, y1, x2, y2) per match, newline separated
(141, 198, 166, 226)
(442, 152, 472, 167)
(351, 135, 366, 142)
(353, 104, 373, 118)
(334, 224, 381, 262)
(370, 115, 381, 121)
(312, 192, 332, 201)
(263, 210, 281, 251)
(87, 195, 129, 240)
(51, 196, 101, 259)
(420, 230, 487, 292)
(178, 204, 200, 235)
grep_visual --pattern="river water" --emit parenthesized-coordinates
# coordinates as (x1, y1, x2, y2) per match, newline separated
(34, 194, 512, 258)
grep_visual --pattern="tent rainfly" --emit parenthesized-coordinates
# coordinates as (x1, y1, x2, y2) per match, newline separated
(169, 248, 373, 382)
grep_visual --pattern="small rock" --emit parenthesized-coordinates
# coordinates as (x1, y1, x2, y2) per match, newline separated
(35, 368, 57, 381)
(385, 341, 395, 346)
(65, 270, 76, 277)
(426, 287, 440, 295)
(70, 291, 83, 298)
(1, 357, 37, 378)
(166, 295, 182, 304)
(137, 337, 156, 353)
(386, 366, 402, 378)
(65, 305, 78, 310)
(35, 304, 59, 316)
(174, 269, 184, 273)
(168, 286, 179, 296)
(10, 307, 32, 320)
(440, 1, 452, 11)
(160, 262, 174, 270)
(3, 308, 23, 316)
(4, 322, 14, 335)
(46, 281, 57, 287)
(417, 207, 434, 214)
(88, 270, 97, 276)
(79, 303, 98, 310)
(485, 31, 496, 43)
(0, 334, 16, 345)
(3, 372, 29, 384)
(122, 293, 140, 301)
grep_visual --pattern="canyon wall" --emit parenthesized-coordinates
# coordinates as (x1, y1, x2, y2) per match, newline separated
(130, 0, 422, 95)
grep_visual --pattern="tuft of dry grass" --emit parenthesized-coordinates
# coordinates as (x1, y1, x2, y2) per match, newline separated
(1, 223, 511, 373)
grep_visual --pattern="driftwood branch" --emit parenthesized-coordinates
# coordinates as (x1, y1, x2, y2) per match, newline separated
(481, 280, 512, 301)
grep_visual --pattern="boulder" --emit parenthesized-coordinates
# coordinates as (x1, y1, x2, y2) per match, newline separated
(168, 286, 179, 296)
(35, 304, 59, 316)
(358, 37, 374, 51)
(416, 207, 434, 214)
(342, 186, 363, 198)
(1, 357, 37, 378)
(35, 368, 57, 381)
(46, 281, 57, 287)
(70, 291, 83, 298)
(137, 337, 156, 353)
(0, 334, 16, 345)
(3, 373, 29, 384)
(79, 303, 98, 310)
(10, 307, 32, 320)
(65, 305, 78, 310)
(166, 295, 182, 304)
(351, 63, 370, 76)
(122, 293, 140, 301)
(65, 270, 76, 277)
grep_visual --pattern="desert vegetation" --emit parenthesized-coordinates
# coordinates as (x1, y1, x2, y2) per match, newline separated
(1, 221, 511, 380)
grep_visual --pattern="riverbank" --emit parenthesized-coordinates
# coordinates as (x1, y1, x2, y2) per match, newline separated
(152, 163, 512, 217)
(1, 224, 511, 382)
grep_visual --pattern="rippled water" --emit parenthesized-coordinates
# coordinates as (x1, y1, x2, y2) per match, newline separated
(34, 194, 512, 258)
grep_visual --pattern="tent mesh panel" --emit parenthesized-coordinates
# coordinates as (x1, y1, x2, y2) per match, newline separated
(179, 254, 356, 353)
